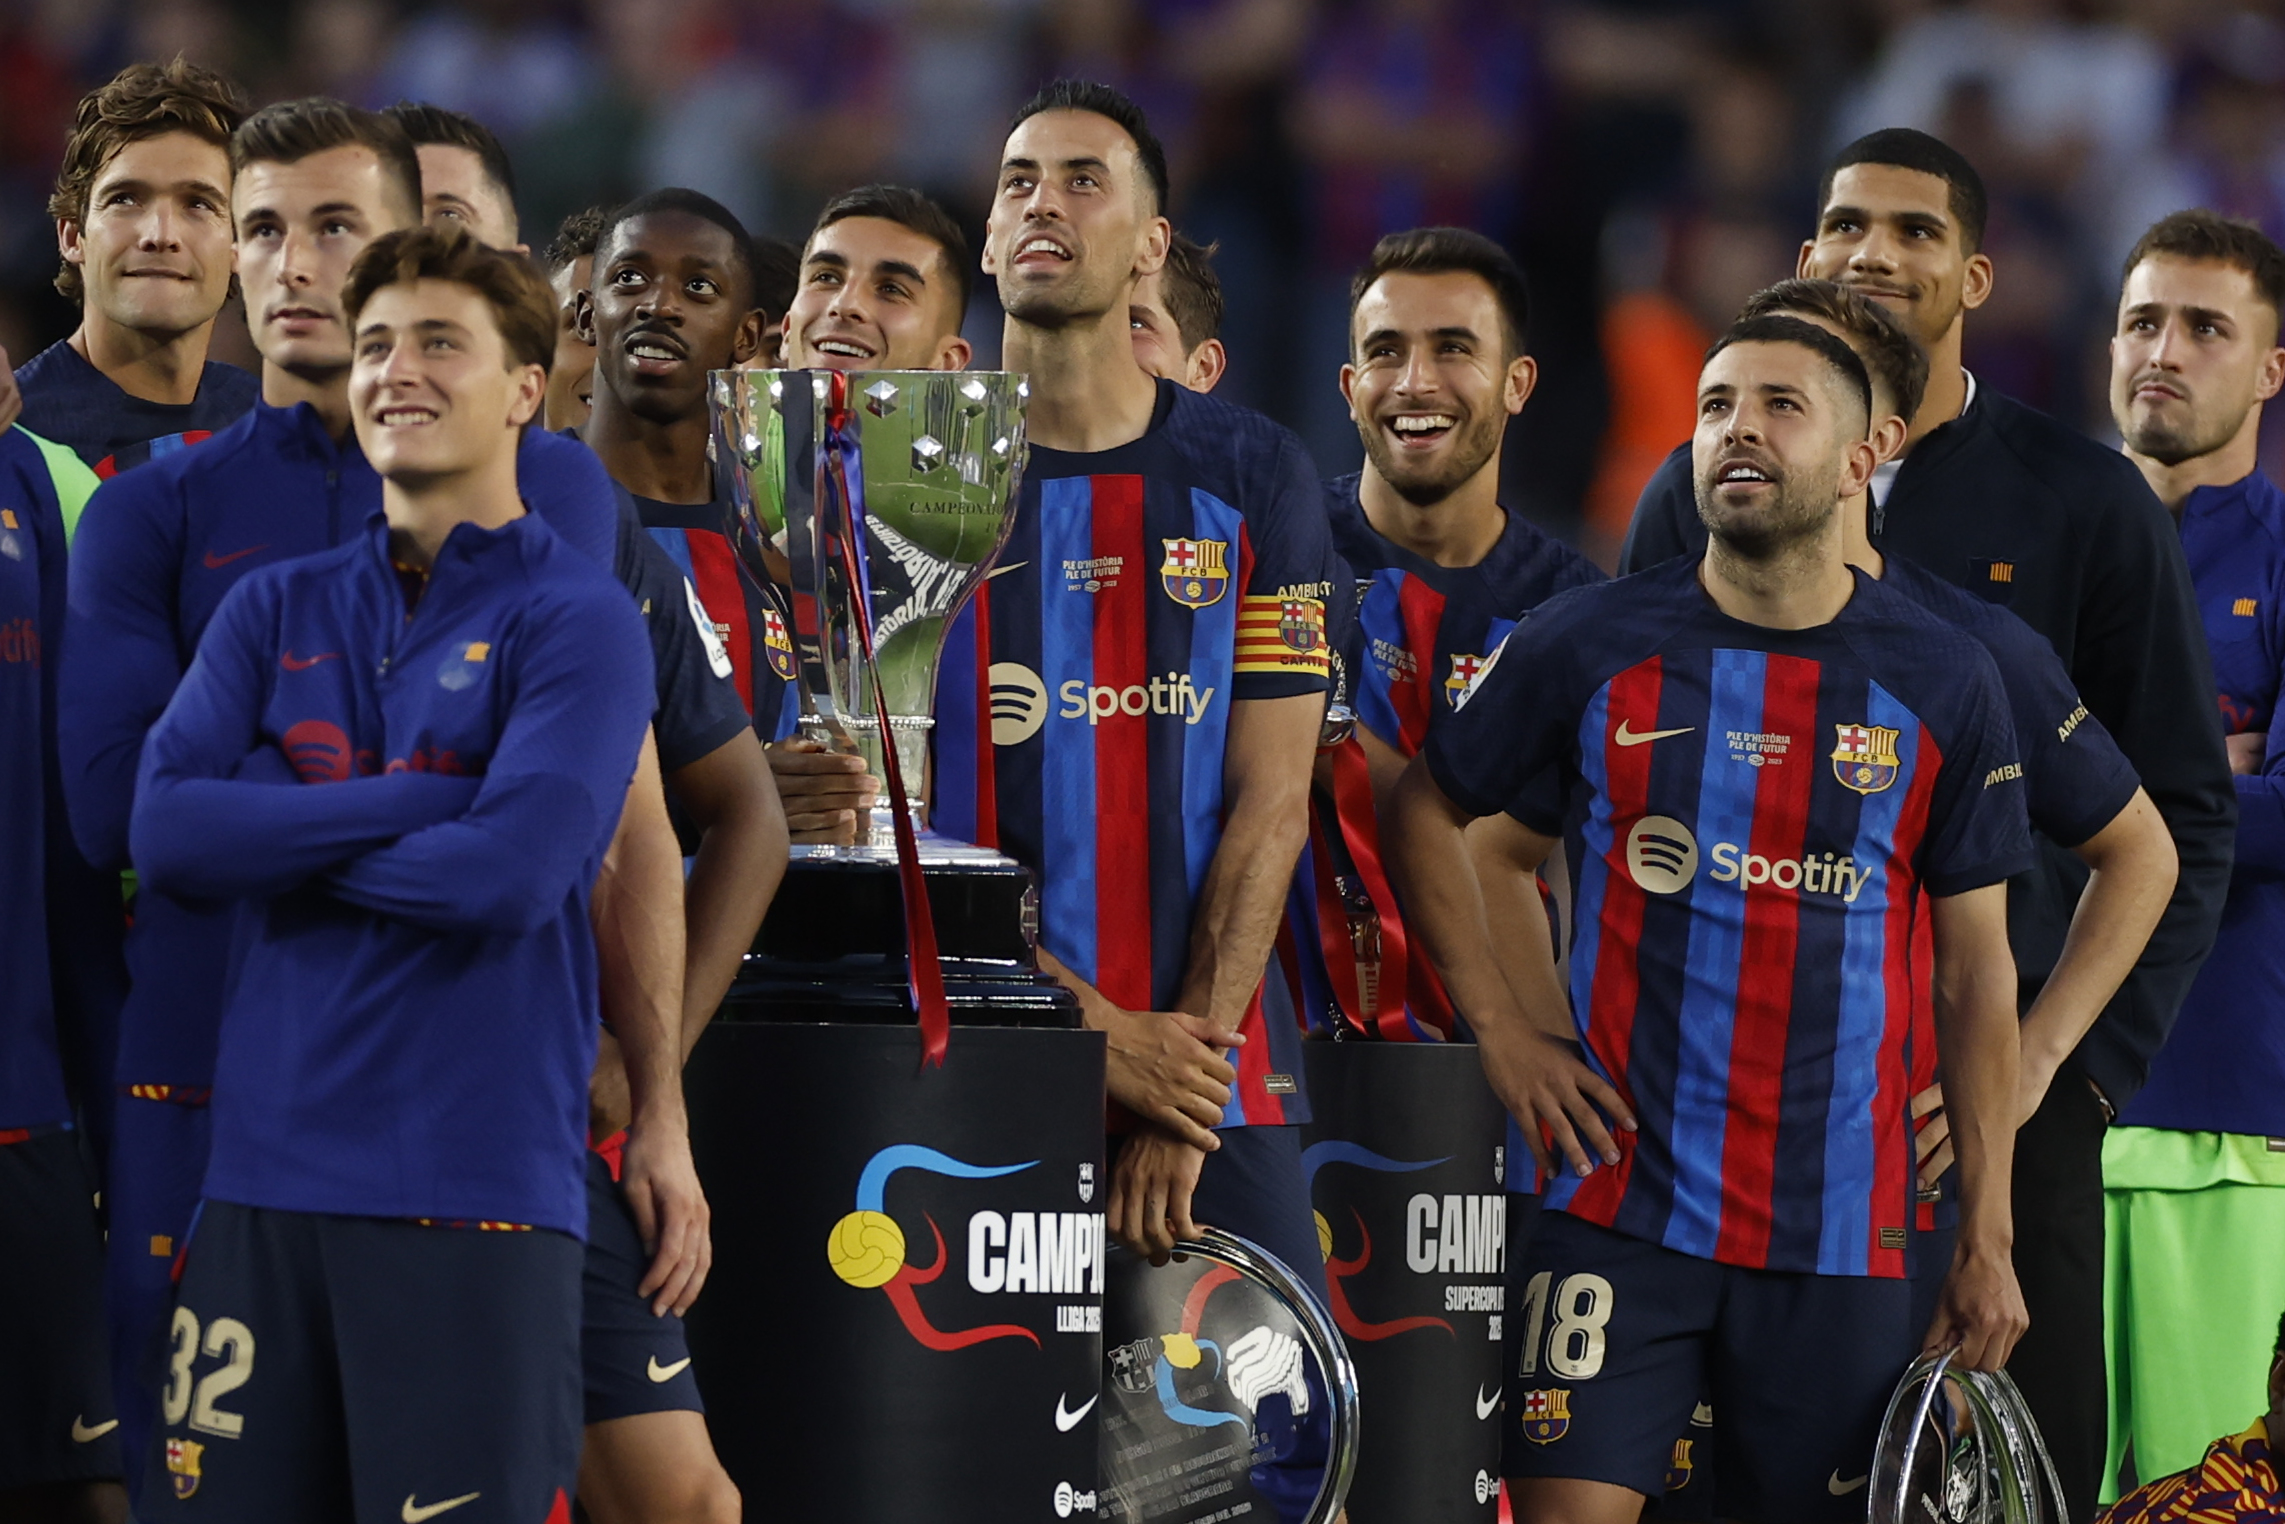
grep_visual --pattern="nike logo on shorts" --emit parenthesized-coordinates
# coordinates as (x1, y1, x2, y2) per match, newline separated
(1615, 720, 1695, 747)
(402, 1492, 481, 1522)
(71, 1416, 117, 1443)
(647, 1356, 692, 1383)
(1828, 1471, 1870, 1495)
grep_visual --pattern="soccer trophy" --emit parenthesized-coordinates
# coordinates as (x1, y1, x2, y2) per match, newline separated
(684, 370, 1103, 1522)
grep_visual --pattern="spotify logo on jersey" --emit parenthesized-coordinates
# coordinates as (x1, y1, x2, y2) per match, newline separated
(1625, 816, 1699, 893)
(990, 663, 1048, 746)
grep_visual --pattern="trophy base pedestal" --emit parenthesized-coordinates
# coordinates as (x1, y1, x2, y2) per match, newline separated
(722, 843, 1079, 1027)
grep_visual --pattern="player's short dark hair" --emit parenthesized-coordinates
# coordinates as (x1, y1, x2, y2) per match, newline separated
(343, 223, 556, 375)
(2275, 1310, 2284, 1358)
(2125, 209, 2285, 335)
(1011, 79, 1170, 216)
(384, 101, 518, 234)
(540, 204, 613, 277)
(1156, 233, 1224, 354)
(1820, 128, 1989, 255)
(753, 235, 800, 324)
(597, 187, 759, 310)
(1704, 313, 1874, 433)
(1349, 226, 1531, 357)
(50, 58, 250, 303)
(232, 98, 422, 227)
(1740, 278, 1929, 422)
(812, 183, 974, 323)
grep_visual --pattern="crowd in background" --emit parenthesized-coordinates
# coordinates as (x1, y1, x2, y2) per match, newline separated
(6, 0, 2285, 560)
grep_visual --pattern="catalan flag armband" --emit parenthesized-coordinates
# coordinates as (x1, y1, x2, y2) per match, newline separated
(1235, 594, 1332, 678)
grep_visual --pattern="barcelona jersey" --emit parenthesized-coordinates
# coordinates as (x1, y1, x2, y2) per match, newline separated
(1427, 558, 2033, 1276)
(16, 340, 257, 478)
(621, 484, 802, 744)
(1284, 474, 1602, 1041)
(934, 380, 1335, 1126)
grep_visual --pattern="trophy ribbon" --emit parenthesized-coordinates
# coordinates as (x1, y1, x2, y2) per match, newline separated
(819, 372, 951, 1067)
(1308, 735, 1415, 1039)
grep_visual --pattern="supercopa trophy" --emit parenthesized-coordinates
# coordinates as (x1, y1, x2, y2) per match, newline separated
(683, 370, 1104, 1523)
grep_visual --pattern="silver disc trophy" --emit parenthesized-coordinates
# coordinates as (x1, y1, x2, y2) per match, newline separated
(1870, 1351, 2070, 1524)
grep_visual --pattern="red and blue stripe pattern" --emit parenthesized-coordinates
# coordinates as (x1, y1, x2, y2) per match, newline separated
(644, 523, 799, 741)
(935, 473, 1317, 1127)
(1546, 649, 1932, 1278)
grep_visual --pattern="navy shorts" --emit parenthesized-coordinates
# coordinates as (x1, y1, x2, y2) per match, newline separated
(107, 1093, 210, 1511)
(0, 1129, 121, 1488)
(581, 1151, 703, 1424)
(1502, 1212, 1913, 1524)
(148, 1201, 581, 1524)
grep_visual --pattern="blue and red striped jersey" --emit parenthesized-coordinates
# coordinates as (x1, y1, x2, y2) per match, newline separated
(1426, 558, 2034, 1276)
(625, 489, 802, 743)
(933, 381, 1336, 1127)
(16, 340, 257, 478)
(1284, 474, 1602, 1042)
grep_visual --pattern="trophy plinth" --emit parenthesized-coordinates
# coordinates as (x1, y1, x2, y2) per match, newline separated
(709, 367, 1077, 1028)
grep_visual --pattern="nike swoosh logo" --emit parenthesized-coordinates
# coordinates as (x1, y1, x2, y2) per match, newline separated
(1828, 1472, 1870, 1495)
(985, 560, 1029, 580)
(647, 1355, 692, 1383)
(402, 1493, 481, 1523)
(1475, 1384, 1500, 1421)
(1615, 720, 1695, 747)
(202, 544, 269, 569)
(71, 1417, 118, 1443)
(1054, 1391, 1098, 1431)
(281, 651, 339, 671)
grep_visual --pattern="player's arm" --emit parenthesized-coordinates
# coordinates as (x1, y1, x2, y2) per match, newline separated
(596, 731, 712, 1318)
(60, 473, 192, 869)
(588, 729, 685, 1146)
(132, 586, 484, 899)
(1922, 881, 2031, 1372)
(1468, 810, 1577, 1041)
(668, 727, 785, 1050)
(1387, 758, 1633, 1180)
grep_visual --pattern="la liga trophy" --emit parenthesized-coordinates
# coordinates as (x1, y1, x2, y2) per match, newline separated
(681, 370, 1103, 1523)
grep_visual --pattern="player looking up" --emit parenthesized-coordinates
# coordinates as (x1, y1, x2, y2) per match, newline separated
(766, 183, 979, 842)
(541, 206, 611, 432)
(19, 60, 256, 478)
(382, 101, 526, 255)
(56, 99, 688, 1510)
(1618, 132, 2233, 1513)
(130, 223, 676, 1522)
(1129, 232, 1227, 392)
(0, 427, 122, 1523)
(1391, 314, 2035, 1523)
(376, 119, 777, 1524)
(934, 80, 1336, 1280)
(2103, 211, 2285, 1494)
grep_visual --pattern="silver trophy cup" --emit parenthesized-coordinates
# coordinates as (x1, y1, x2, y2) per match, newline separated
(712, 367, 1029, 845)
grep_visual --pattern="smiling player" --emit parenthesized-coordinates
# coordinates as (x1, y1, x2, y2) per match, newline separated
(131, 223, 670, 1522)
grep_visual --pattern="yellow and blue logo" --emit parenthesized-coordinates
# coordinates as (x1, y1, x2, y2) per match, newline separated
(1520, 1388, 1571, 1444)
(828, 1144, 1040, 1351)
(762, 607, 797, 681)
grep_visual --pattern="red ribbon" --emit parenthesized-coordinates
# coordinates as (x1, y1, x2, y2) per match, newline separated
(821, 374, 951, 1067)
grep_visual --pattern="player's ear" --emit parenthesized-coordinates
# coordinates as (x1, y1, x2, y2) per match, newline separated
(1136, 215, 1170, 280)
(2256, 338, 2285, 405)
(1187, 339, 1227, 394)
(1796, 239, 1817, 278)
(1871, 411, 1909, 464)
(1339, 360, 1359, 416)
(936, 333, 974, 372)
(729, 307, 766, 366)
(574, 289, 597, 346)
(1961, 251, 1995, 313)
(1838, 433, 1878, 501)
(57, 218, 84, 267)
(1503, 352, 1539, 416)
(507, 362, 545, 428)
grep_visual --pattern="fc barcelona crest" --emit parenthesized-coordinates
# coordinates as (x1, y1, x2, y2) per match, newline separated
(762, 606, 798, 681)
(1520, 1387, 1571, 1444)
(1160, 538, 1230, 608)
(1279, 599, 1324, 654)
(1666, 1437, 1696, 1491)
(1445, 653, 1486, 708)
(1831, 723, 1901, 795)
(166, 1437, 204, 1499)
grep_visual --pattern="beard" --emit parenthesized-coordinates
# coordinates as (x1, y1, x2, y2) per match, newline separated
(1357, 406, 1503, 507)
(2120, 388, 2244, 468)
(1694, 459, 1841, 561)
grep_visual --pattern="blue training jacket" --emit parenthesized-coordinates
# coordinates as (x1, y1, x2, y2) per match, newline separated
(131, 508, 652, 1234)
